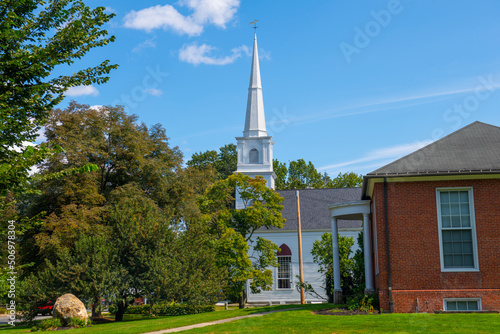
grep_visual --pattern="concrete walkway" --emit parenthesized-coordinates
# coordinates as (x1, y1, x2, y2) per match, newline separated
(142, 308, 303, 334)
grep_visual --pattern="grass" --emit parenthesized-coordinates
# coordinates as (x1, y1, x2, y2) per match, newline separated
(2, 304, 499, 333)
(0, 304, 304, 334)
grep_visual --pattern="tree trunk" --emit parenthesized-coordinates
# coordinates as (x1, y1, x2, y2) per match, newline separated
(114, 298, 127, 322)
(91, 296, 102, 318)
(238, 290, 247, 309)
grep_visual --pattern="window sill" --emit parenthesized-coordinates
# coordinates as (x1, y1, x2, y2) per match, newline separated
(435, 310, 497, 314)
(441, 268, 479, 272)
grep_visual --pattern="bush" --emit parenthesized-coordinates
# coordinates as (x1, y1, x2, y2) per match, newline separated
(108, 304, 117, 315)
(124, 304, 152, 315)
(347, 293, 379, 312)
(150, 303, 215, 316)
(30, 318, 62, 332)
(67, 317, 89, 328)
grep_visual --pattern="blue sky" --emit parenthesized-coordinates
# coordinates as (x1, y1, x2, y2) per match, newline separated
(57, 0, 500, 176)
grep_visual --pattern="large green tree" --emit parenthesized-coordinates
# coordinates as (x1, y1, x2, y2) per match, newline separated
(22, 103, 220, 320)
(187, 143, 237, 180)
(187, 143, 362, 189)
(274, 159, 363, 190)
(0, 0, 117, 195)
(326, 172, 363, 188)
(199, 174, 285, 308)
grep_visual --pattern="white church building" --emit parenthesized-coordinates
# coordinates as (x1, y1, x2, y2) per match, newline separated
(235, 33, 363, 304)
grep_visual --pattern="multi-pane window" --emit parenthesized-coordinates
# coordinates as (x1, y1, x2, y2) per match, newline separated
(277, 256, 292, 289)
(444, 299, 481, 311)
(437, 188, 478, 270)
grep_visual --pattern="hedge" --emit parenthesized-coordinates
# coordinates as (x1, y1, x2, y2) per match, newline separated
(151, 303, 214, 316)
(122, 303, 215, 316)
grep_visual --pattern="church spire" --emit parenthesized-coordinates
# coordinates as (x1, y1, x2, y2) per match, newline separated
(243, 32, 267, 137)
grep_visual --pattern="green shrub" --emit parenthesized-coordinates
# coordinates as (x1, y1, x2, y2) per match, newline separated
(125, 304, 152, 315)
(150, 303, 215, 316)
(108, 304, 117, 315)
(347, 293, 379, 312)
(30, 318, 62, 331)
(67, 317, 88, 328)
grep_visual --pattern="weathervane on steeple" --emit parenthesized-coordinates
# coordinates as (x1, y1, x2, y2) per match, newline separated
(249, 19, 258, 31)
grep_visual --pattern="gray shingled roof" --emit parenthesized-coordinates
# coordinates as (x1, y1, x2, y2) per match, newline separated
(368, 121, 500, 176)
(262, 188, 362, 231)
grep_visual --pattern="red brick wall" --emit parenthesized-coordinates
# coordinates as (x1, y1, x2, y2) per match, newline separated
(372, 178, 500, 312)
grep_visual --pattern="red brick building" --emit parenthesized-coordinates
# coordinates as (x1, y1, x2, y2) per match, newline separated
(362, 121, 500, 312)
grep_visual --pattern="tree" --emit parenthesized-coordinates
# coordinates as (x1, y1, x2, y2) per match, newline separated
(199, 174, 286, 308)
(326, 172, 363, 188)
(0, 0, 117, 195)
(273, 159, 322, 189)
(188, 143, 237, 180)
(311, 233, 355, 302)
(273, 159, 363, 190)
(41, 228, 117, 318)
(22, 103, 219, 321)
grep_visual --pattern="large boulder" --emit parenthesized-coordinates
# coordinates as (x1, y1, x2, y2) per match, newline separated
(53, 294, 88, 325)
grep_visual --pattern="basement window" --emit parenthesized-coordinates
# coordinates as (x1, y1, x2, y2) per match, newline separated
(444, 298, 481, 311)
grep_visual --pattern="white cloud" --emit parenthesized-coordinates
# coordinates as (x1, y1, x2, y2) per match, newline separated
(123, 0, 240, 36)
(132, 37, 156, 53)
(66, 85, 99, 97)
(319, 140, 434, 174)
(124, 5, 202, 35)
(145, 88, 163, 96)
(182, 0, 239, 28)
(35, 127, 46, 143)
(259, 48, 271, 60)
(105, 6, 116, 13)
(179, 43, 247, 65)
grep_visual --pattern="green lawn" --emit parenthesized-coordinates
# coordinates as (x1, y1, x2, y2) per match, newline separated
(0, 305, 300, 334)
(185, 307, 500, 334)
(3, 304, 499, 334)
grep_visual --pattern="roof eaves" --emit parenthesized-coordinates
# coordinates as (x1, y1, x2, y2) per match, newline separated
(365, 169, 500, 177)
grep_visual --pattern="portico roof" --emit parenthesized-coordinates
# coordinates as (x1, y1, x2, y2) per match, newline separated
(329, 200, 371, 220)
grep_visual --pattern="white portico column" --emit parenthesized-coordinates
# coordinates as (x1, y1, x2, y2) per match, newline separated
(363, 213, 374, 293)
(331, 217, 343, 303)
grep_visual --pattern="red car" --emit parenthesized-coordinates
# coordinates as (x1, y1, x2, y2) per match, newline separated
(36, 300, 54, 315)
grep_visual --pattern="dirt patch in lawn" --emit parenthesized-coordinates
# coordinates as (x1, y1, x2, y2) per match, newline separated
(313, 308, 379, 316)
(91, 316, 115, 324)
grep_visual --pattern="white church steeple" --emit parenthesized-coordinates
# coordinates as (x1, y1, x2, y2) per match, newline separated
(235, 32, 276, 201)
(244, 33, 267, 137)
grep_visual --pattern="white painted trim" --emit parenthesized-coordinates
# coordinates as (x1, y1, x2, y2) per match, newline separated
(365, 173, 500, 198)
(275, 255, 293, 290)
(372, 197, 379, 275)
(443, 298, 482, 311)
(253, 228, 362, 234)
(436, 187, 479, 272)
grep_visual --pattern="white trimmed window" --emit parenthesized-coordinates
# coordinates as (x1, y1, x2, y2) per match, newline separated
(436, 188, 479, 271)
(276, 243, 292, 289)
(277, 256, 292, 289)
(444, 298, 481, 311)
